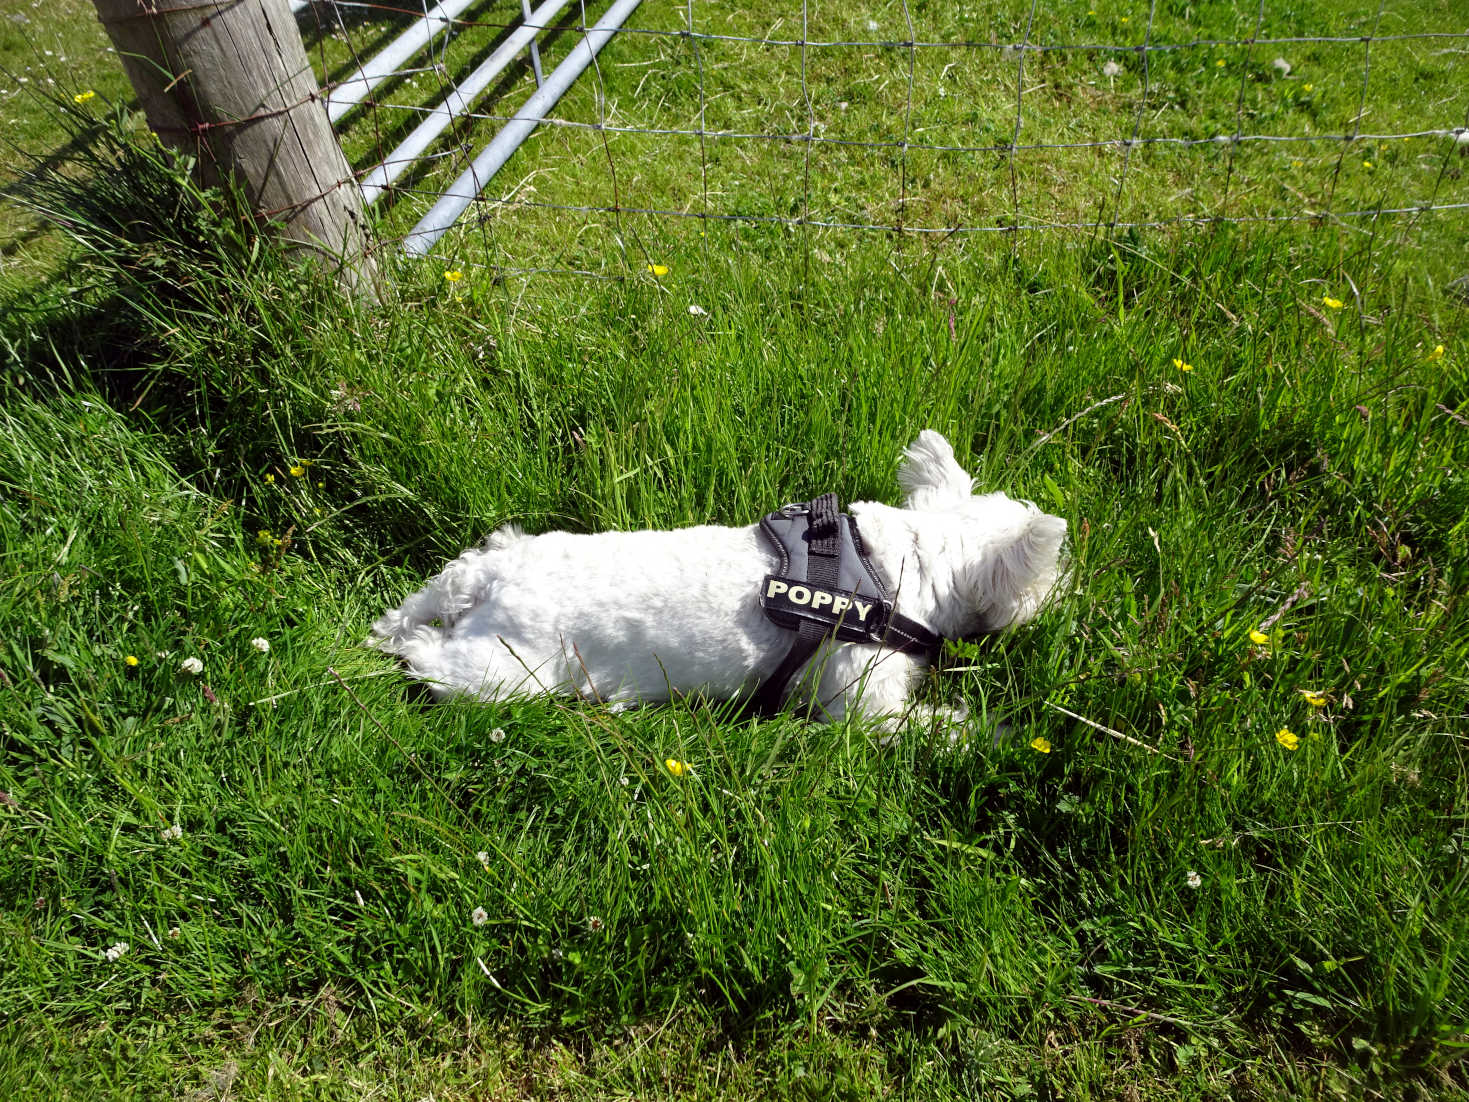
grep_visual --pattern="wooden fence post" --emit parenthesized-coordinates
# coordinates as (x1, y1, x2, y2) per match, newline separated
(91, 0, 377, 298)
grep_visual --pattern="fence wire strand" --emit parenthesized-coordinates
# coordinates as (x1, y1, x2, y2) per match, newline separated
(1325, 0, 1387, 221)
(898, 1, 916, 237)
(686, 0, 709, 262)
(1219, 0, 1266, 222)
(1009, 0, 1039, 249)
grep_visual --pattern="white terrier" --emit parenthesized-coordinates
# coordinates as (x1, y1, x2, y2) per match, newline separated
(370, 430, 1066, 727)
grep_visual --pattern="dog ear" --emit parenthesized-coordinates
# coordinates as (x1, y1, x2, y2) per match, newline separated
(898, 430, 975, 510)
(966, 507, 1068, 630)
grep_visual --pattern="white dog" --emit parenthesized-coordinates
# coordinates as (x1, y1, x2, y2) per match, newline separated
(370, 430, 1066, 728)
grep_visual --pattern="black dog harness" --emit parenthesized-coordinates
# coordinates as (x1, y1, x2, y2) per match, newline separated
(750, 493, 944, 716)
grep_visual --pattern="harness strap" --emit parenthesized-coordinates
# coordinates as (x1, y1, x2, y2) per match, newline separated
(749, 494, 943, 718)
(880, 610, 941, 656)
(749, 494, 839, 717)
(748, 632, 824, 718)
(803, 492, 842, 589)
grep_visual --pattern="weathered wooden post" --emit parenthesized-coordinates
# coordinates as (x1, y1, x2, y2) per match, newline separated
(90, 0, 376, 298)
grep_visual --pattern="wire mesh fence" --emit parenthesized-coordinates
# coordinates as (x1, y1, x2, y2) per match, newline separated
(293, 0, 1469, 282)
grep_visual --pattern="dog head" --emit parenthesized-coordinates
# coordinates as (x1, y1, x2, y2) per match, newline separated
(898, 430, 1068, 633)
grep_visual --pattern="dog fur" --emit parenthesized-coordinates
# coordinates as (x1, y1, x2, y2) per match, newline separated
(370, 430, 1066, 727)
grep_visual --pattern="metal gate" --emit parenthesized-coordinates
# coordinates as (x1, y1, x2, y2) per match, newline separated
(291, 0, 640, 255)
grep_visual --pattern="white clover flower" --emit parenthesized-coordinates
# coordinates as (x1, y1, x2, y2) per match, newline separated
(179, 656, 203, 676)
(471, 906, 489, 926)
(104, 941, 129, 962)
(250, 637, 270, 653)
(476, 851, 490, 868)
(1271, 57, 1291, 76)
(866, 19, 878, 32)
(687, 304, 707, 316)
(1186, 870, 1203, 889)
(489, 727, 506, 744)
(1102, 60, 1123, 78)
(160, 824, 183, 842)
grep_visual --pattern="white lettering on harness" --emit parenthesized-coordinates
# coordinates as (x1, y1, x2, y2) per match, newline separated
(765, 579, 874, 621)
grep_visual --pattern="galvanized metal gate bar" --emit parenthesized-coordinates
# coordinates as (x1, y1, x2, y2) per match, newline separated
(358, 0, 573, 207)
(293, 0, 638, 256)
(402, 0, 643, 256)
(324, 0, 484, 124)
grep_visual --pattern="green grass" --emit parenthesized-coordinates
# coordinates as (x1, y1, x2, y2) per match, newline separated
(2, 1, 1469, 1097)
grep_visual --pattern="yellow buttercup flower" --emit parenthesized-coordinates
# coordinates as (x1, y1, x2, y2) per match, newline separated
(1275, 728, 1300, 751)
(1172, 357, 1193, 372)
(1426, 344, 1445, 363)
(1322, 295, 1344, 310)
(264, 473, 275, 484)
(1303, 83, 1313, 91)
(1362, 160, 1373, 169)
(1302, 691, 1327, 707)
(1030, 736, 1052, 754)
(444, 270, 463, 282)
(289, 465, 305, 478)
(124, 654, 139, 667)
(647, 263, 669, 277)
(1215, 59, 1225, 67)
(1249, 629, 1270, 645)
(73, 90, 96, 105)
(665, 758, 691, 777)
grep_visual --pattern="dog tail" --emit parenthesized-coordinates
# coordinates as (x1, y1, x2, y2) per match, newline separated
(483, 523, 528, 551)
(974, 507, 1068, 631)
(369, 523, 529, 651)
